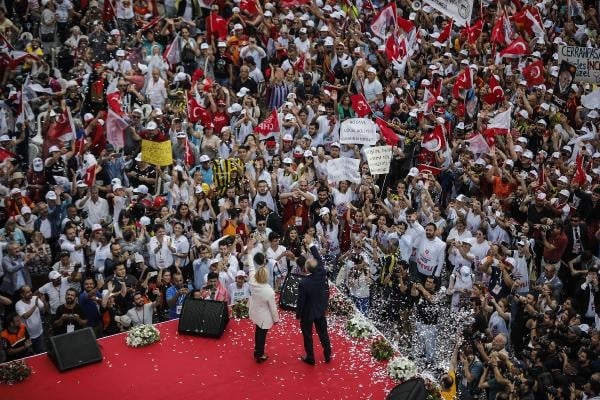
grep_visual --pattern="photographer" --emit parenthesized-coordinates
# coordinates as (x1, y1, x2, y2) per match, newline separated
(53, 288, 87, 335)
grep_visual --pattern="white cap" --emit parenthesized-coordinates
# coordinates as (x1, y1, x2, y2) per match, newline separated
(199, 155, 211, 163)
(559, 189, 570, 197)
(407, 167, 419, 177)
(116, 49, 126, 57)
(49, 270, 61, 280)
(523, 150, 534, 159)
(137, 63, 148, 74)
(134, 253, 145, 263)
(218, 41, 227, 48)
(49, 145, 61, 153)
(283, 134, 293, 141)
(236, 270, 247, 278)
(283, 157, 293, 164)
(21, 206, 31, 214)
(134, 185, 149, 195)
(84, 113, 94, 122)
(228, 103, 243, 113)
(110, 29, 120, 35)
(45, 191, 57, 200)
(518, 109, 529, 119)
(200, 43, 210, 50)
(140, 216, 151, 226)
(319, 207, 330, 216)
(303, 150, 313, 157)
(234, 23, 244, 30)
(367, 67, 377, 74)
(558, 176, 569, 184)
(146, 121, 158, 130)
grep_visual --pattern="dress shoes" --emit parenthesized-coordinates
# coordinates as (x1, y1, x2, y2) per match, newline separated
(300, 355, 315, 365)
(255, 354, 269, 363)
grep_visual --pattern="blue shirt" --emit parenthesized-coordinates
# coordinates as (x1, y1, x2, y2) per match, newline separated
(200, 167, 214, 185)
(192, 258, 211, 290)
(166, 285, 188, 320)
(79, 290, 102, 328)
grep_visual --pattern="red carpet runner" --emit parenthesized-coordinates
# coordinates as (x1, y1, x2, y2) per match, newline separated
(3, 310, 395, 399)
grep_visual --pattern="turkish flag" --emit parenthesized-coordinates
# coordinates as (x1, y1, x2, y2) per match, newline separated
(0, 146, 16, 162)
(438, 19, 453, 43)
(184, 138, 195, 166)
(83, 164, 97, 187)
(513, 6, 544, 38)
(207, 12, 228, 41)
(47, 109, 75, 140)
(374, 118, 399, 146)
(254, 109, 280, 136)
(421, 125, 446, 152)
(417, 164, 442, 176)
(187, 94, 211, 124)
(461, 20, 483, 45)
(490, 16, 506, 46)
(573, 153, 587, 186)
(385, 34, 401, 62)
(397, 16, 416, 35)
(498, 36, 530, 59)
(107, 92, 124, 116)
(523, 60, 546, 87)
(453, 68, 472, 99)
(351, 94, 372, 117)
(483, 74, 504, 104)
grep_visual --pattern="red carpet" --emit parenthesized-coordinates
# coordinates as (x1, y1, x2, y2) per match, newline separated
(4, 310, 395, 399)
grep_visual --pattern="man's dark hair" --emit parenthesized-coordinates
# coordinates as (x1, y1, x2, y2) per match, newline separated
(254, 252, 265, 266)
(207, 272, 219, 280)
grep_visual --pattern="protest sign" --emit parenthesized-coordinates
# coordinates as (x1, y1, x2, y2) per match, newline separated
(364, 146, 392, 175)
(327, 157, 361, 184)
(466, 133, 490, 155)
(424, 0, 474, 27)
(558, 45, 600, 84)
(340, 118, 379, 145)
(142, 140, 173, 166)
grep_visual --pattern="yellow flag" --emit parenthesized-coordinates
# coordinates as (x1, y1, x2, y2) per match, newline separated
(141, 140, 173, 166)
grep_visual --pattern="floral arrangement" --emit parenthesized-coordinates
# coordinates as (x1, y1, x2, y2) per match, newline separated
(328, 292, 355, 316)
(0, 360, 32, 385)
(370, 336, 395, 361)
(126, 324, 160, 348)
(345, 314, 374, 339)
(231, 299, 249, 319)
(425, 378, 443, 400)
(387, 356, 418, 382)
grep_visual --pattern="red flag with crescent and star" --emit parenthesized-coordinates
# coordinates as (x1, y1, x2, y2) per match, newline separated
(350, 94, 372, 117)
(498, 36, 530, 59)
(483, 74, 505, 104)
(452, 68, 473, 99)
(187, 94, 212, 125)
(522, 59, 546, 87)
(374, 118, 399, 146)
(573, 153, 587, 186)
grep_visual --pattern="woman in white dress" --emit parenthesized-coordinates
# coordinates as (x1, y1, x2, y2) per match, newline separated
(246, 239, 279, 363)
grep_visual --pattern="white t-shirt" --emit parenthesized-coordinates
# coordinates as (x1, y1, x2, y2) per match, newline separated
(39, 278, 69, 314)
(227, 282, 251, 306)
(363, 78, 383, 103)
(15, 297, 45, 339)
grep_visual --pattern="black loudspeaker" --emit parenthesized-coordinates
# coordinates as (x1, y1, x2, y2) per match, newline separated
(279, 273, 306, 311)
(48, 327, 103, 372)
(386, 378, 426, 400)
(178, 298, 229, 338)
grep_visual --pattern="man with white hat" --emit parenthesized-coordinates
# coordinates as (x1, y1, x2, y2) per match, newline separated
(144, 67, 168, 110)
(364, 67, 383, 109)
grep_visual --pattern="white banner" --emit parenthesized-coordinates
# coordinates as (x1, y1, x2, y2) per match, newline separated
(364, 146, 392, 175)
(340, 118, 379, 145)
(327, 157, 361, 184)
(424, 0, 474, 27)
(558, 45, 600, 83)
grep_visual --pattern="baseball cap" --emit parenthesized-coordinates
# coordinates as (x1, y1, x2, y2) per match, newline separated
(319, 207, 330, 216)
(92, 223, 103, 231)
(49, 271, 61, 280)
(49, 145, 61, 153)
(45, 191, 57, 200)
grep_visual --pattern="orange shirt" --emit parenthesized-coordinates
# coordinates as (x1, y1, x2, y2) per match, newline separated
(491, 176, 514, 199)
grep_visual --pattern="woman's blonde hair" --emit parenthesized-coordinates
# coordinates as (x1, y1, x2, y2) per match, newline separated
(255, 267, 269, 284)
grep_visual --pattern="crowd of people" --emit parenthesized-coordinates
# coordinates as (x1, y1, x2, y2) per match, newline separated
(1, 0, 600, 398)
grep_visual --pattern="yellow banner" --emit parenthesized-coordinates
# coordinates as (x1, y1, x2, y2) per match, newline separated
(141, 140, 173, 166)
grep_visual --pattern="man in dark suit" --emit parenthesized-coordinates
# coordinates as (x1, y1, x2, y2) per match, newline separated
(296, 234, 332, 365)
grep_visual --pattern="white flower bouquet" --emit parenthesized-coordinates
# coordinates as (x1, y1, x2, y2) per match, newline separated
(345, 314, 374, 339)
(126, 324, 161, 348)
(387, 356, 418, 382)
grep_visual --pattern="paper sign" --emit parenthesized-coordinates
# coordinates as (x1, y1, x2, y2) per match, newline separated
(558, 45, 600, 83)
(364, 146, 392, 175)
(142, 140, 173, 166)
(327, 157, 361, 184)
(340, 118, 379, 145)
(424, 0, 474, 27)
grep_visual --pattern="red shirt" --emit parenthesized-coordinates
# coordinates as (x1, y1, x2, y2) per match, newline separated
(543, 231, 568, 262)
(212, 112, 229, 135)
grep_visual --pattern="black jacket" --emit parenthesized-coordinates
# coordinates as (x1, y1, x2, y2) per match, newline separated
(296, 245, 329, 321)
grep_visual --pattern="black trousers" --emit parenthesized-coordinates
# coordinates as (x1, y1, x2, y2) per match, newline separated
(300, 316, 331, 361)
(254, 325, 269, 357)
